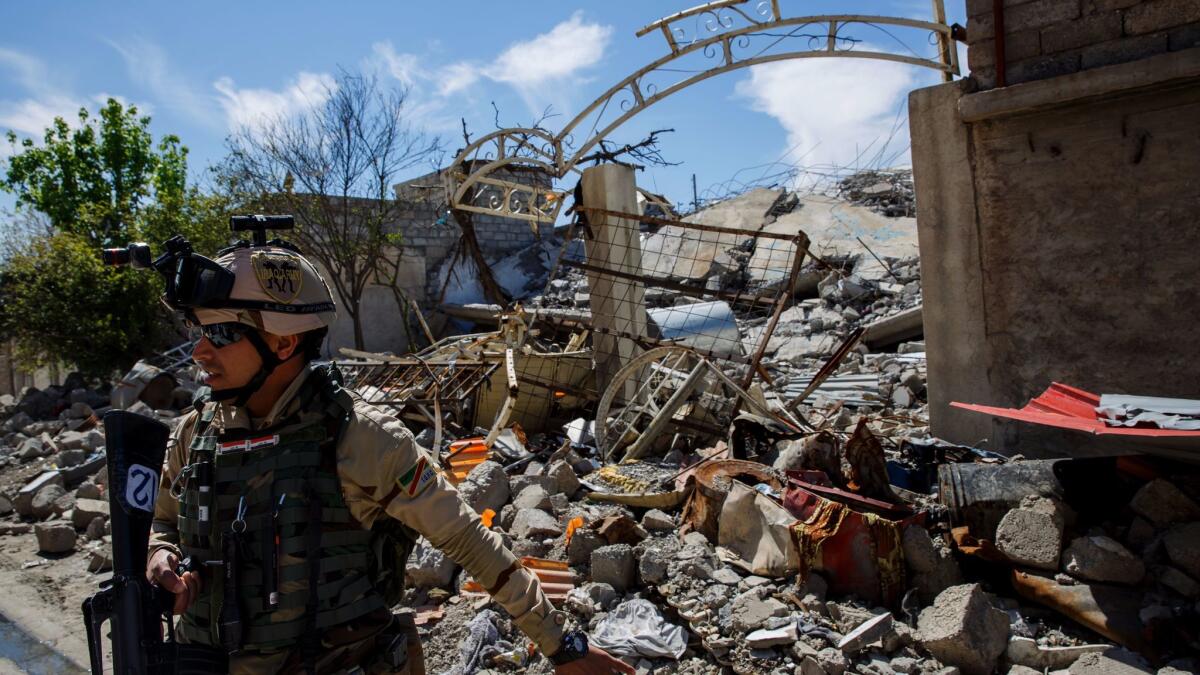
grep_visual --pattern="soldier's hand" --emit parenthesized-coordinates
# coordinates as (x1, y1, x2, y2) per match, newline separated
(554, 646, 634, 674)
(146, 549, 201, 615)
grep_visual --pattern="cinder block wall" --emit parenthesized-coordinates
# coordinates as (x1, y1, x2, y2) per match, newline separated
(966, 0, 1200, 89)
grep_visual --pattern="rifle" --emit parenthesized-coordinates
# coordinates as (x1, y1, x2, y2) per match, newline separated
(81, 411, 177, 674)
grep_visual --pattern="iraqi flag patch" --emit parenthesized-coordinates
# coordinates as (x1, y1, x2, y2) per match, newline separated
(218, 434, 280, 454)
(397, 456, 437, 497)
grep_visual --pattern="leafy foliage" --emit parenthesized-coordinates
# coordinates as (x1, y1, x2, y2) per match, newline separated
(1, 98, 230, 375)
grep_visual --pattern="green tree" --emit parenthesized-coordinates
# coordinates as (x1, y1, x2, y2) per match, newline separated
(1, 98, 229, 375)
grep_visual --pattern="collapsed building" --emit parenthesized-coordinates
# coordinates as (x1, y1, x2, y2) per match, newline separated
(0, 1, 1198, 673)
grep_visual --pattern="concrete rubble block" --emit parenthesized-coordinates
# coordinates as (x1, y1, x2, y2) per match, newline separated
(87, 548, 112, 573)
(1062, 535, 1145, 584)
(56, 449, 87, 469)
(546, 460, 581, 497)
(56, 430, 87, 450)
(17, 436, 46, 461)
(509, 474, 557, 498)
(15, 472, 65, 517)
(30, 484, 67, 521)
(1159, 565, 1200, 598)
(590, 544, 635, 592)
(710, 567, 741, 585)
(902, 526, 963, 604)
(817, 647, 849, 675)
(917, 583, 1010, 675)
(1006, 636, 1109, 671)
(53, 492, 76, 517)
(837, 612, 894, 653)
(510, 508, 562, 540)
(75, 482, 102, 500)
(85, 516, 107, 540)
(746, 623, 798, 648)
(890, 656, 918, 673)
(34, 521, 76, 554)
(512, 485, 552, 511)
(0, 493, 12, 516)
(72, 498, 109, 530)
(80, 429, 105, 452)
(1129, 479, 1200, 528)
(995, 496, 1066, 571)
(638, 546, 669, 585)
(1007, 666, 1042, 675)
(730, 591, 789, 633)
(567, 527, 604, 566)
(1068, 647, 1154, 674)
(405, 538, 458, 589)
(456, 460, 510, 515)
(640, 508, 674, 531)
(1163, 522, 1200, 580)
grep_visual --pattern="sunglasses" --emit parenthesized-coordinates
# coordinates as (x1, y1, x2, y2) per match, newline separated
(188, 321, 253, 348)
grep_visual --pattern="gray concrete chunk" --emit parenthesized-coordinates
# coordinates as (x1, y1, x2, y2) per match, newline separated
(917, 583, 1009, 675)
(1163, 522, 1200, 579)
(510, 508, 561, 540)
(995, 497, 1065, 571)
(1063, 535, 1145, 584)
(590, 544, 635, 592)
(1129, 479, 1200, 527)
(35, 521, 76, 553)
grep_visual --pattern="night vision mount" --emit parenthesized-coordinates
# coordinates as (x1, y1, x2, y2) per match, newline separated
(101, 214, 317, 314)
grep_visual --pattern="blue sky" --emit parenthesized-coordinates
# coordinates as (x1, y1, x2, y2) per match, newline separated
(1, 1, 967, 214)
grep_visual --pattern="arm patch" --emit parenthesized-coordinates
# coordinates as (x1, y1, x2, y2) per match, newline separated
(397, 456, 437, 497)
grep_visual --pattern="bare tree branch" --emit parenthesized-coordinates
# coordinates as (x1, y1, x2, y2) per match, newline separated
(220, 69, 442, 349)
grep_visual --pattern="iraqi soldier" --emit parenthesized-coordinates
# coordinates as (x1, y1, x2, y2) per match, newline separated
(144, 237, 631, 674)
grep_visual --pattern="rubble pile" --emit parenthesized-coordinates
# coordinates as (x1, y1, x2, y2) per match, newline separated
(0, 361, 194, 571)
(835, 170, 916, 219)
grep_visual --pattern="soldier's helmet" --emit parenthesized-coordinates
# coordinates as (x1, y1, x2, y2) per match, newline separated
(190, 246, 337, 336)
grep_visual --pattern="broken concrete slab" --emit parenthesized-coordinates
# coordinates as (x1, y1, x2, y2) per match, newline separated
(902, 526, 963, 604)
(1163, 522, 1200, 579)
(510, 508, 561, 540)
(730, 591, 789, 633)
(71, 498, 109, 530)
(837, 612, 893, 653)
(512, 484, 552, 511)
(640, 508, 674, 531)
(1006, 636, 1109, 670)
(746, 623, 798, 648)
(457, 460, 510, 515)
(590, 544, 635, 592)
(34, 521, 76, 554)
(30, 484, 67, 521)
(917, 584, 1009, 675)
(1067, 647, 1154, 674)
(406, 538, 458, 589)
(995, 496, 1065, 571)
(1128, 479, 1200, 527)
(546, 460, 580, 497)
(1062, 535, 1145, 585)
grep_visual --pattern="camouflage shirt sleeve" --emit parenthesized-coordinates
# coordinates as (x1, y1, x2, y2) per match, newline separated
(335, 399, 567, 656)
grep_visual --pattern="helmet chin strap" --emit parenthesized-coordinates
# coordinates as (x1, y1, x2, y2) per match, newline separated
(209, 330, 286, 408)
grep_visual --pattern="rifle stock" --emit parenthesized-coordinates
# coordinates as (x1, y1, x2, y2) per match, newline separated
(81, 411, 176, 674)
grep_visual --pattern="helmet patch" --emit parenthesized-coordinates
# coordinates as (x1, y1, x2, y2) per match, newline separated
(251, 252, 304, 304)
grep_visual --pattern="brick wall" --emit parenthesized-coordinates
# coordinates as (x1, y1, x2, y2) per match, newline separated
(966, 0, 1200, 89)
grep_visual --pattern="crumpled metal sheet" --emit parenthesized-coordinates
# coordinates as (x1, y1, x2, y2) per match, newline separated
(1097, 394, 1200, 430)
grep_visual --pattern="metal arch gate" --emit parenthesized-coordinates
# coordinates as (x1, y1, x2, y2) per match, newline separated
(445, 0, 959, 226)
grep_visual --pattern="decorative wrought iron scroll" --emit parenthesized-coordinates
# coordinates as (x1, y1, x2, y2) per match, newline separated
(446, 0, 958, 224)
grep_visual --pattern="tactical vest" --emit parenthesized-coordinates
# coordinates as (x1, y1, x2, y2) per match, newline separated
(174, 365, 400, 653)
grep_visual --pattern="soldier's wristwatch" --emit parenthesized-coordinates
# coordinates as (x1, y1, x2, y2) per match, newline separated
(549, 630, 588, 665)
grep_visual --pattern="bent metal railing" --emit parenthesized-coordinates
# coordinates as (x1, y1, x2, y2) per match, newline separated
(446, 0, 958, 225)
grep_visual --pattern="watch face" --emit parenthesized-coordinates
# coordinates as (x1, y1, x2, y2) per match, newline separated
(572, 635, 585, 652)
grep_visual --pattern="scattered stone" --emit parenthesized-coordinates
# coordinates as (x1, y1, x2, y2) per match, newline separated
(1128, 480, 1200, 527)
(641, 509, 674, 531)
(1006, 636, 1108, 670)
(508, 474, 557, 497)
(817, 647, 849, 675)
(546, 460, 580, 496)
(1062, 536, 1145, 584)
(1007, 666, 1042, 675)
(17, 435, 47, 461)
(87, 548, 112, 573)
(638, 547, 669, 585)
(34, 521, 76, 553)
(838, 612, 893, 653)
(890, 656, 918, 673)
(917, 584, 1009, 675)
(0, 523, 32, 535)
(53, 491, 76, 517)
(75, 482, 102, 500)
(1163, 522, 1200, 579)
(1125, 517, 1156, 551)
(730, 592, 788, 632)
(7, 411, 33, 433)
(567, 527, 604, 566)
(56, 430, 87, 450)
(85, 516, 107, 540)
(457, 461, 510, 514)
(902, 526, 963, 604)
(746, 623, 798, 648)
(406, 539, 458, 589)
(591, 544, 635, 591)
(1068, 647, 1154, 674)
(72, 498, 109, 530)
(0, 493, 12, 516)
(995, 497, 1065, 571)
(710, 567, 741, 585)
(512, 485, 552, 511)
(30, 484, 67, 520)
(55, 449, 87, 468)
(510, 508, 561, 540)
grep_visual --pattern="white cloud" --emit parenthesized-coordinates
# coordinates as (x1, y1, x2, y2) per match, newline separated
(482, 11, 613, 112)
(213, 71, 336, 132)
(438, 62, 480, 97)
(0, 94, 83, 137)
(370, 42, 421, 88)
(735, 54, 925, 178)
(107, 39, 207, 124)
